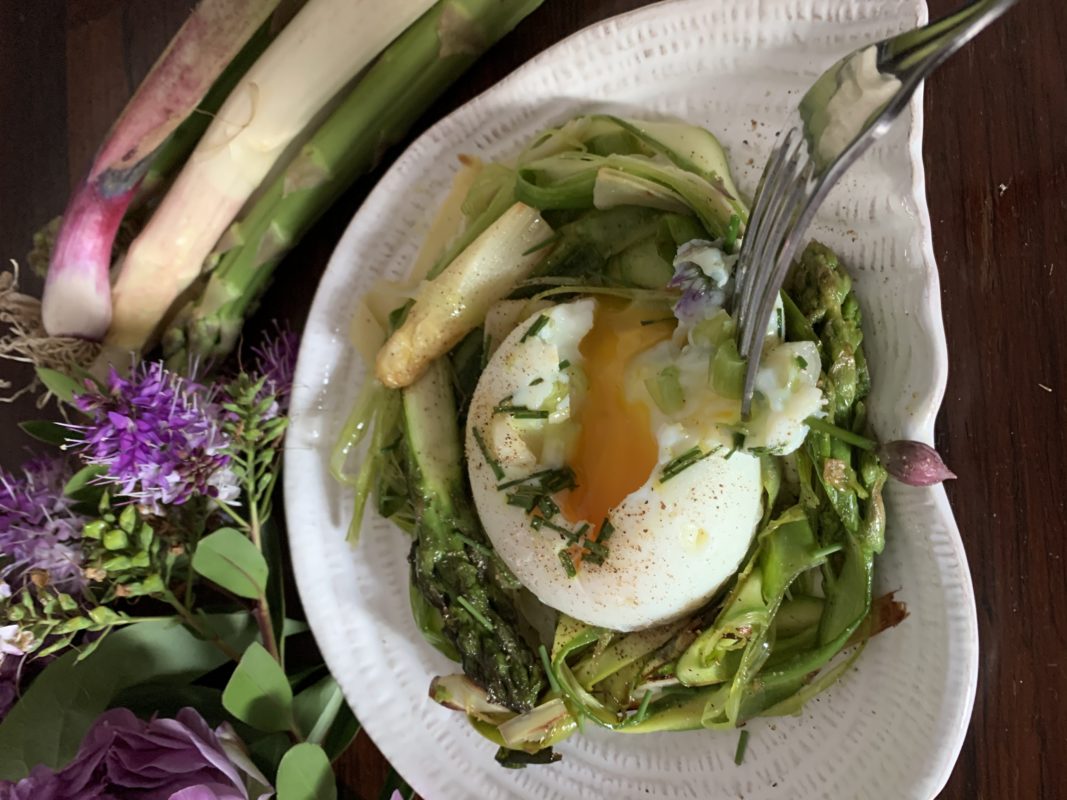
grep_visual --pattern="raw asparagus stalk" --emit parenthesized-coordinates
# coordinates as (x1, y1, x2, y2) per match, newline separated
(107, 0, 437, 353)
(161, 0, 546, 369)
(403, 361, 546, 712)
(40, 0, 280, 339)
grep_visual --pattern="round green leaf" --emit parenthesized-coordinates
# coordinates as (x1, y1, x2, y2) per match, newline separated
(222, 642, 293, 732)
(276, 743, 336, 800)
(192, 527, 269, 599)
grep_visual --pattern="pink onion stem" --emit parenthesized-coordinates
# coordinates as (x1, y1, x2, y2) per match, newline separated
(41, 0, 280, 340)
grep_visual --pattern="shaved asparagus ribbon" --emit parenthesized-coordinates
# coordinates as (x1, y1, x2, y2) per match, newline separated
(41, 0, 280, 339)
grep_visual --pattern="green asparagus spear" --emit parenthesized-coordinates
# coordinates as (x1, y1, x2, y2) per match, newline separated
(162, 0, 546, 369)
(402, 361, 545, 711)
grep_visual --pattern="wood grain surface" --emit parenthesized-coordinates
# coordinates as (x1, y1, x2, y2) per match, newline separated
(1, 1, 1064, 798)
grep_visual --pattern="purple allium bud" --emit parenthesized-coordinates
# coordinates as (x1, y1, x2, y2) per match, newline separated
(878, 440, 956, 486)
(0, 456, 86, 591)
(0, 707, 271, 799)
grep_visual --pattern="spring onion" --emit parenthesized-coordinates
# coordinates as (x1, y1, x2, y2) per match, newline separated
(106, 0, 437, 352)
(40, 0, 280, 339)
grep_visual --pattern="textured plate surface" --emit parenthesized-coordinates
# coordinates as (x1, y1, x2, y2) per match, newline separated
(284, 2, 978, 798)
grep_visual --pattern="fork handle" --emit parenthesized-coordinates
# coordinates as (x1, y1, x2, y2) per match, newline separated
(879, 0, 1020, 85)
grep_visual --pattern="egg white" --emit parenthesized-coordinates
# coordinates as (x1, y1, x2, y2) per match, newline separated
(465, 299, 764, 631)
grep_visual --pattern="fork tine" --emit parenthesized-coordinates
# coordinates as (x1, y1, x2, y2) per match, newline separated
(735, 131, 798, 296)
(739, 161, 816, 417)
(737, 140, 808, 352)
(734, 129, 797, 298)
(739, 161, 812, 358)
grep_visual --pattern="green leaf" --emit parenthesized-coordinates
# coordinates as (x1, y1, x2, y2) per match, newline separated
(110, 683, 227, 723)
(283, 619, 310, 638)
(276, 743, 336, 800)
(320, 700, 361, 762)
(223, 642, 293, 732)
(249, 732, 291, 783)
(63, 465, 106, 497)
(18, 420, 69, 446)
(192, 527, 269, 599)
(260, 515, 287, 651)
(0, 614, 257, 780)
(293, 674, 359, 757)
(35, 366, 83, 405)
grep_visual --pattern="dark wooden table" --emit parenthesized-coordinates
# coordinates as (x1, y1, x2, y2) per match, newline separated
(1, 1, 1064, 798)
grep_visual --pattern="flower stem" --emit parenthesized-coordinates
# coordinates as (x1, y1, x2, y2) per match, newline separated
(247, 491, 283, 666)
(163, 590, 242, 662)
(217, 501, 250, 530)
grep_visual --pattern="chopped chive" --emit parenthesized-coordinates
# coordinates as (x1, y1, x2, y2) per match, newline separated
(456, 596, 494, 632)
(521, 314, 549, 342)
(534, 516, 576, 537)
(734, 729, 750, 765)
(496, 468, 557, 490)
(583, 539, 608, 565)
(558, 359, 571, 370)
(634, 689, 654, 723)
(795, 355, 808, 369)
(472, 427, 504, 480)
(804, 416, 876, 451)
(574, 522, 590, 540)
(558, 550, 577, 577)
(522, 231, 562, 256)
(724, 213, 742, 254)
(542, 467, 577, 492)
(776, 307, 784, 338)
(660, 447, 713, 482)
(529, 377, 544, 386)
(506, 494, 537, 512)
(493, 405, 550, 419)
(640, 317, 676, 326)
(537, 495, 560, 518)
(599, 519, 615, 541)
(538, 644, 562, 694)
(724, 431, 746, 460)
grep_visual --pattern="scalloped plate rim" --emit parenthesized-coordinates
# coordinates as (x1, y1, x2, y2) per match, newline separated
(284, 1, 978, 798)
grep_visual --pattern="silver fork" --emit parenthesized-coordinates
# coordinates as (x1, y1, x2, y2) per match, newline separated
(733, 0, 1019, 417)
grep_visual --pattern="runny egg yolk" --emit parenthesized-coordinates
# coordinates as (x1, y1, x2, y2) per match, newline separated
(558, 300, 673, 536)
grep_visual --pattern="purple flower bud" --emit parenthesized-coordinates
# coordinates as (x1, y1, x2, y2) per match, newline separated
(252, 326, 299, 410)
(878, 440, 956, 486)
(0, 456, 86, 591)
(0, 707, 271, 799)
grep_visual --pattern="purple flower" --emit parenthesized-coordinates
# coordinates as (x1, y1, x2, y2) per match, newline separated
(668, 240, 736, 322)
(252, 327, 298, 410)
(0, 707, 272, 800)
(0, 456, 86, 590)
(69, 364, 238, 512)
(878, 440, 957, 486)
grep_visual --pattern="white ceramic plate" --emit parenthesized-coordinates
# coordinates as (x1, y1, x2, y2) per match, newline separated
(284, 1, 978, 797)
